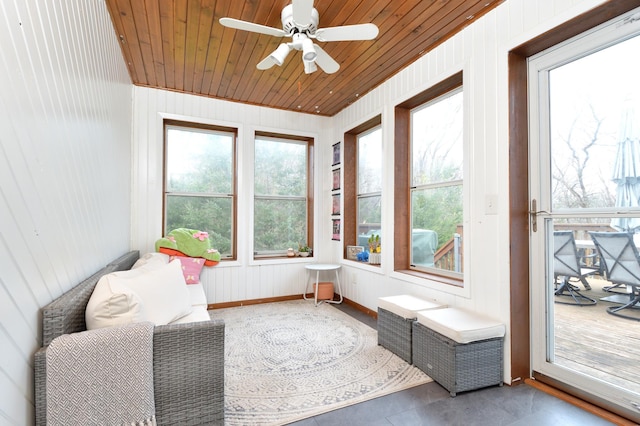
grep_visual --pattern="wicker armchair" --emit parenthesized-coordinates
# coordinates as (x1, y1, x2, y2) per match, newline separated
(34, 251, 225, 425)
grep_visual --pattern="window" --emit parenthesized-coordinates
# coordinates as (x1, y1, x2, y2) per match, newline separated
(356, 127, 383, 251)
(254, 134, 313, 257)
(394, 72, 464, 283)
(342, 116, 382, 260)
(411, 89, 463, 274)
(164, 120, 236, 259)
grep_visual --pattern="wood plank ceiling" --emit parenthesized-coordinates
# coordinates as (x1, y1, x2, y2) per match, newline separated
(105, 0, 504, 117)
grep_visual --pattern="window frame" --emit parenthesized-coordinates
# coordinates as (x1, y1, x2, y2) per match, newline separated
(357, 125, 383, 253)
(253, 131, 314, 259)
(394, 71, 464, 286)
(342, 115, 382, 262)
(163, 119, 238, 260)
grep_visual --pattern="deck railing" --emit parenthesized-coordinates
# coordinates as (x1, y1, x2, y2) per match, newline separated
(434, 225, 464, 272)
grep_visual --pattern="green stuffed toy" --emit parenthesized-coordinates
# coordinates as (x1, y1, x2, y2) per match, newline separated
(155, 228, 221, 266)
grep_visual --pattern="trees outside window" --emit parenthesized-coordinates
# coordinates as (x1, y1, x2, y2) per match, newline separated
(394, 72, 464, 283)
(254, 135, 313, 256)
(357, 126, 383, 251)
(164, 121, 236, 258)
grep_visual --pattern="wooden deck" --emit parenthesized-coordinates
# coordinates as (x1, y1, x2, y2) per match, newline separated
(554, 276, 640, 394)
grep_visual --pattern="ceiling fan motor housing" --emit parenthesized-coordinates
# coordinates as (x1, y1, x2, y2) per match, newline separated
(281, 4, 319, 35)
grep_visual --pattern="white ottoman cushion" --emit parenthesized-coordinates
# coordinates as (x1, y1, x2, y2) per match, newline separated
(416, 307, 505, 344)
(378, 295, 446, 319)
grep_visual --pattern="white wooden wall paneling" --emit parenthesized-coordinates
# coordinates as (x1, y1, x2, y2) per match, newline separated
(131, 86, 334, 304)
(0, 0, 131, 423)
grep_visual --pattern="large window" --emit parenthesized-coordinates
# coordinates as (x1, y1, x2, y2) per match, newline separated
(356, 127, 383, 251)
(411, 89, 464, 275)
(394, 72, 464, 283)
(254, 134, 313, 257)
(164, 121, 236, 259)
(342, 116, 382, 261)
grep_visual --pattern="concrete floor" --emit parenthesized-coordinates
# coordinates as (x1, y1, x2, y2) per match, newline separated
(286, 302, 615, 426)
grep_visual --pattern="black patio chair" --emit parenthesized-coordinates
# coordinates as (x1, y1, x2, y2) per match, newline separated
(589, 232, 640, 321)
(553, 231, 597, 306)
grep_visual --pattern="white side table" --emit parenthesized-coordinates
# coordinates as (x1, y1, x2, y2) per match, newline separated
(304, 264, 343, 306)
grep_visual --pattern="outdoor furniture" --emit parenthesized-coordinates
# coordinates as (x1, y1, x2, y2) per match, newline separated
(553, 231, 598, 306)
(411, 307, 505, 397)
(34, 251, 226, 425)
(411, 229, 438, 267)
(590, 232, 640, 321)
(377, 295, 446, 363)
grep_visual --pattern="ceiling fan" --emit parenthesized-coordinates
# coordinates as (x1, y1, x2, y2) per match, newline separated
(219, 0, 379, 74)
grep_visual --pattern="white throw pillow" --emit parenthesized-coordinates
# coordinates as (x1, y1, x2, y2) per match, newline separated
(124, 260, 193, 324)
(131, 252, 170, 270)
(86, 273, 147, 330)
(86, 260, 193, 329)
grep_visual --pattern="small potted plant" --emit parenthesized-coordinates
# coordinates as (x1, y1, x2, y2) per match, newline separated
(368, 234, 380, 253)
(368, 234, 381, 264)
(298, 244, 312, 257)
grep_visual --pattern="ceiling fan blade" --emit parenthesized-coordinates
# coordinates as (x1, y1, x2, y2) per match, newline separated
(314, 23, 379, 42)
(313, 44, 339, 74)
(292, 0, 314, 28)
(219, 17, 286, 38)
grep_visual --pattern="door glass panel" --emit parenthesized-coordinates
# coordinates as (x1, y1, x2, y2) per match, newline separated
(550, 218, 640, 394)
(530, 12, 640, 417)
(550, 36, 640, 212)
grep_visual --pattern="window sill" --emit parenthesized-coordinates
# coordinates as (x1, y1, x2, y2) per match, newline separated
(396, 269, 463, 288)
(341, 259, 384, 273)
(250, 256, 314, 266)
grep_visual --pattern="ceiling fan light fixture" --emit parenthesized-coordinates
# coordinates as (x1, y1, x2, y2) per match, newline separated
(220, 0, 378, 75)
(271, 43, 292, 66)
(301, 38, 316, 61)
(304, 60, 317, 74)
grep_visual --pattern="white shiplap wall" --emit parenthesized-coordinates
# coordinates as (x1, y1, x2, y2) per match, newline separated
(0, 0, 132, 424)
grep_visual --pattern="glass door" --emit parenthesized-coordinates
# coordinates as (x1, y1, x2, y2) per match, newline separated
(529, 8, 640, 419)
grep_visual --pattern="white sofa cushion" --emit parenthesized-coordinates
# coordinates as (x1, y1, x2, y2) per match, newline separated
(186, 283, 208, 308)
(131, 252, 170, 269)
(171, 305, 211, 324)
(415, 307, 505, 344)
(86, 259, 193, 329)
(378, 294, 446, 319)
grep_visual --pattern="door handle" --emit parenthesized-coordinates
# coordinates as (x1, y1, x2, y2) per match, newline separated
(529, 199, 550, 232)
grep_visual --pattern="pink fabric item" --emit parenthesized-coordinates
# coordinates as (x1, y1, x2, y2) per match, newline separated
(169, 255, 205, 284)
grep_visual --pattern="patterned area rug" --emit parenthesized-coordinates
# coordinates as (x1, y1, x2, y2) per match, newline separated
(209, 300, 432, 425)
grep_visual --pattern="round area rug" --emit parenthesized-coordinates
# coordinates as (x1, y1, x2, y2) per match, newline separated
(209, 300, 432, 425)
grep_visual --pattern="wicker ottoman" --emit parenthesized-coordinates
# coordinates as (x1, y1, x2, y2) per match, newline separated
(377, 295, 446, 363)
(412, 308, 505, 396)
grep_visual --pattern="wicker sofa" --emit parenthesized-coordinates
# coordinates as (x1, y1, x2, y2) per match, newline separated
(34, 251, 225, 425)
